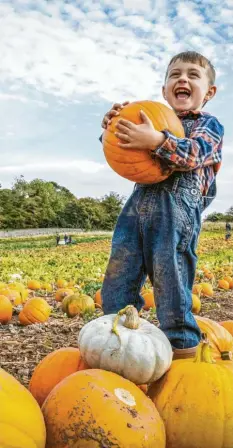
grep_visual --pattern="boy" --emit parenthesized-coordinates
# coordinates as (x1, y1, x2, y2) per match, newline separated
(100, 51, 224, 359)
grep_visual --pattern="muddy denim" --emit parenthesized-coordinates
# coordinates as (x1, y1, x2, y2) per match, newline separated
(102, 172, 205, 349)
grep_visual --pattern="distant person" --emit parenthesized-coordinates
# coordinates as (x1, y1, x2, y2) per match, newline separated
(225, 222, 231, 231)
(64, 234, 68, 244)
(56, 234, 60, 246)
(68, 235, 72, 244)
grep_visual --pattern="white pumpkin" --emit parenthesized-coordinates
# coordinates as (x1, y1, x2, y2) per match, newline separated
(78, 305, 172, 384)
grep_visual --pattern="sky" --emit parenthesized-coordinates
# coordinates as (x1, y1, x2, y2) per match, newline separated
(0, 0, 232, 216)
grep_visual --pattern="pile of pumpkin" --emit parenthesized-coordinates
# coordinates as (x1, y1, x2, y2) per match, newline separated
(2, 302, 233, 448)
(0, 278, 98, 326)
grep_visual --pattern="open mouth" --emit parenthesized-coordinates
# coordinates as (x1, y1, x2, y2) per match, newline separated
(174, 88, 191, 99)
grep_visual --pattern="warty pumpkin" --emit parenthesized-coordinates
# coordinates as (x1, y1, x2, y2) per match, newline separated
(42, 369, 166, 448)
(148, 338, 233, 448)
(103, 100, 184, 184)
(78, 305, 172, 384)
(195, 315, 233, 360)
(19, 297, 51, 325)
(29, 347, 89, 407)
(0, 367, 46, 448)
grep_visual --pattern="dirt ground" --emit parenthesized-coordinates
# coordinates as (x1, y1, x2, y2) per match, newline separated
(1, 289, 232, 388)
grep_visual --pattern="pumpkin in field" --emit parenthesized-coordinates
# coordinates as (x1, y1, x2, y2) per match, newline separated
(29, 347, 89, 407)
(40, 282, 53, 292)
(218, 279, 230, 290)
(42, 369, 165, 448)
(0, 367, 46, 448)
(192, 293, 201, 314)
(103, 101, 185, 184)
(195, 315, 233, 360)
(8, 282, 29, 304)
(55, 288, 74, 302)
(200, 282, 214, 297)
(27, 280, 41, 290)
(0, 295, 12, 324)
(0, 287, 22, 304)
(94, 288, 102, 306)
(19, 297, 51, 325)
(220, 320, 233, 336)
(56, 279, 68, 288)
(78, 305, 172, 384)
(148, 338, 233, 448)
(62, 293, 95, 317)
(141, 287, 156, 309)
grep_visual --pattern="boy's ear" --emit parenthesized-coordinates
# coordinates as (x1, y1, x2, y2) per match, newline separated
(162, 86, 166, 100)
(204, 85, 217, 102)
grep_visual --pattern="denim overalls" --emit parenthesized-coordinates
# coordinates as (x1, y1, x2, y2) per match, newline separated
(101, 117, 216, 349)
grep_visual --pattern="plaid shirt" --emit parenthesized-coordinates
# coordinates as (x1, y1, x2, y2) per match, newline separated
(152, 110, 224, 195)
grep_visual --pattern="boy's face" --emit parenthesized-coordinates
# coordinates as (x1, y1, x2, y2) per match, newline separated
(162, 59, 216, 112)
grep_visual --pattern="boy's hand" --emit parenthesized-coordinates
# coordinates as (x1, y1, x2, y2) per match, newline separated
(115, 110, 166, 151)
(101, 101, 130, 129)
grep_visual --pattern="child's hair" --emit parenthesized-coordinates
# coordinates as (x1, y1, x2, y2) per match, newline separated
(165, 51, 216, 85)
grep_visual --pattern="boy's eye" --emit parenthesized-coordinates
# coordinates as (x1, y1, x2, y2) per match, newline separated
(169, 72, 180, 77)
(189, 73, 200, 78)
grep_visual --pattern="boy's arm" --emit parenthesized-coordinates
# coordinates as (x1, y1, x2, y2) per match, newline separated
(152, 116, 224, 170)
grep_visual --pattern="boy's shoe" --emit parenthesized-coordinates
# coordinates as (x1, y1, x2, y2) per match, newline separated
(172, 346, 198, 360)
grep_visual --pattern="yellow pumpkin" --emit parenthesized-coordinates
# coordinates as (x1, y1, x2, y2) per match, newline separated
(0, 295, 12, 324)
(55, 288, 74, 302)
(0, 367, 46, 447)
(192, 293, 201, 314)
(103, 101, 184, 184)
(42, 369, 166, 448)
(56, 279, 68, 288)
(19, 297, 51, 325)
(148, 340, 233, 448)
(200, 282, 213, 297)
(195, 315, 233, 360)
(40, 282, 53, 292)
(27, 280, 41, 290)
(62, 293, 95, 317)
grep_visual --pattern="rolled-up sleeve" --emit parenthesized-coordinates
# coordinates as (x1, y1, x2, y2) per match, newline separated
(152, 116, 224, 170)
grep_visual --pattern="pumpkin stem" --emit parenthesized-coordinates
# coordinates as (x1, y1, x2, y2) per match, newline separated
(194, 333, 215, 364)
(112, 306, 140, 338)
(221, 351, 232, 361)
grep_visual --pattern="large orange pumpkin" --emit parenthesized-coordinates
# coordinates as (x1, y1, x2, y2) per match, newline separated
(19, 297, 51, 325)
(29, 347, 89, 407)
(103, 101, 184, 184)
(42, 369, 166, 448)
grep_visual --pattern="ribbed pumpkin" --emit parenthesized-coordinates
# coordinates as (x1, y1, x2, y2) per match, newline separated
(103, 101, 184, 184)
(220, 320, 233, 336)
(29, 347, 89, 407)
(0, 294, 12, 324)
(42, 369, 166, 448)
(195, 315, 233, 360)
(148, 340, 233, 448)
(19, 297, 51, 325)
(8, 282, 29, 304)
(0, 367, 46, 448)
(62, 293, 95, 317)
(78, 305, 172, 384)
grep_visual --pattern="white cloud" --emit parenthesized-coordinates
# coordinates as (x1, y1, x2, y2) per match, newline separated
(0, 160, 106, 174)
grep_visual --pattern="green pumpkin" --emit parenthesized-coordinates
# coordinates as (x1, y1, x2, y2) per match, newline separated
(62, 293, 95, 317)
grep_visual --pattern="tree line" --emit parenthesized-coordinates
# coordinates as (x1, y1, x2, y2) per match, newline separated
(0, 177, 124, 230)
(205, 210, 233, 222)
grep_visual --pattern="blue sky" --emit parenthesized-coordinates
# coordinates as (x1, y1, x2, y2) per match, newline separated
(0, 0, 232, 215)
